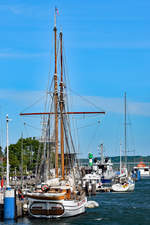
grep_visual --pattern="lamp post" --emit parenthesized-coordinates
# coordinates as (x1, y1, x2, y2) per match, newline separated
(6, 114, 10, 188)
(4, 115, 16, 220)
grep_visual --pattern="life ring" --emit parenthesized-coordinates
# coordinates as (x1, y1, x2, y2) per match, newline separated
(41, 184, 49, 192)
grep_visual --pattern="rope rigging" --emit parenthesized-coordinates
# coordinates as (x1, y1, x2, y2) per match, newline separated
(19, 19, 106, 183)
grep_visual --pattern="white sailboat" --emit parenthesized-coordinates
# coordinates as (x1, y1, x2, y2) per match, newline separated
(112, 172, 135, 192)
(112, 93, 135, 192)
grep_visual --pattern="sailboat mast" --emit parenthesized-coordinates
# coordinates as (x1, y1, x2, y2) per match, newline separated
(54, 12, 59, 178)
(120, 142, 122, 174)
(124, 92, 127, 167)
(60, 31, 65, 179)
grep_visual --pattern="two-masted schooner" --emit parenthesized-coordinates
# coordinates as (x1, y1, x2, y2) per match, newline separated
(20, 10, 105, 218)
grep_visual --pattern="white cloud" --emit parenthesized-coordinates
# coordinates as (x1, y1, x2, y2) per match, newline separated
(0, 89, 150, 117)
(70, 95, 150, 117)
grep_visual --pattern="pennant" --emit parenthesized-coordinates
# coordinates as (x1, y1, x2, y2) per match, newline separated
(55, 7, 59, 15)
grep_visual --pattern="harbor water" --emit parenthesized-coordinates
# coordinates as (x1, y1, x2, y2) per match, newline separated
(1, 179, 150, 225)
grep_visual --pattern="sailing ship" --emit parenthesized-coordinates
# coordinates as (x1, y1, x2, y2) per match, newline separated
(20, 10, 105, 218)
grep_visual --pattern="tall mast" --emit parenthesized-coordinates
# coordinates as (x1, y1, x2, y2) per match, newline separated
(54, 10, 58, 177)
(60, 31, 65, 179)
(124, 92, 127, 167)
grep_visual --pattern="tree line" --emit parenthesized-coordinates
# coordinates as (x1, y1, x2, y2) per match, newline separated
(0, 137, 40, 177)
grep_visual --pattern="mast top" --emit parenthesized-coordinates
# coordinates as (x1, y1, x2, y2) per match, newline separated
(54, 10, 56, 28)
(54, 7, 59, 29)
(60, 26, 62, 34)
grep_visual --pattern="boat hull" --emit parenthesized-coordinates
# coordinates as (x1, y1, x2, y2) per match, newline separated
(112, 182, 135, 192)
(27, 196, 87, 218)
(112, 183, 129, 192)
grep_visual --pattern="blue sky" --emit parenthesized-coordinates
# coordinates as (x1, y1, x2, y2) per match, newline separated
(0, 0, 150, 158)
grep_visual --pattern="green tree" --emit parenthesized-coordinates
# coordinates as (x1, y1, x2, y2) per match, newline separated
(4, 137, 41, 175)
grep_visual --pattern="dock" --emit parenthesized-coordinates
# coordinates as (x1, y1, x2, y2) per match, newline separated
(97, 187, 112, 192)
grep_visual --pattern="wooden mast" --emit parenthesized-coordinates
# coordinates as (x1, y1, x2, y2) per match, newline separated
(60, 30, 65, 179)
(54, 10, 59, 178)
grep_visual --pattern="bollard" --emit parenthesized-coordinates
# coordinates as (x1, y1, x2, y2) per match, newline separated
(91, 183, 96, 195)
(85, 182, 90, 196)
(4, 188, 16, 219)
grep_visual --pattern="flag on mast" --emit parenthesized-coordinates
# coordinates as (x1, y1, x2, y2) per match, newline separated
(55, 7, 59, 15)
